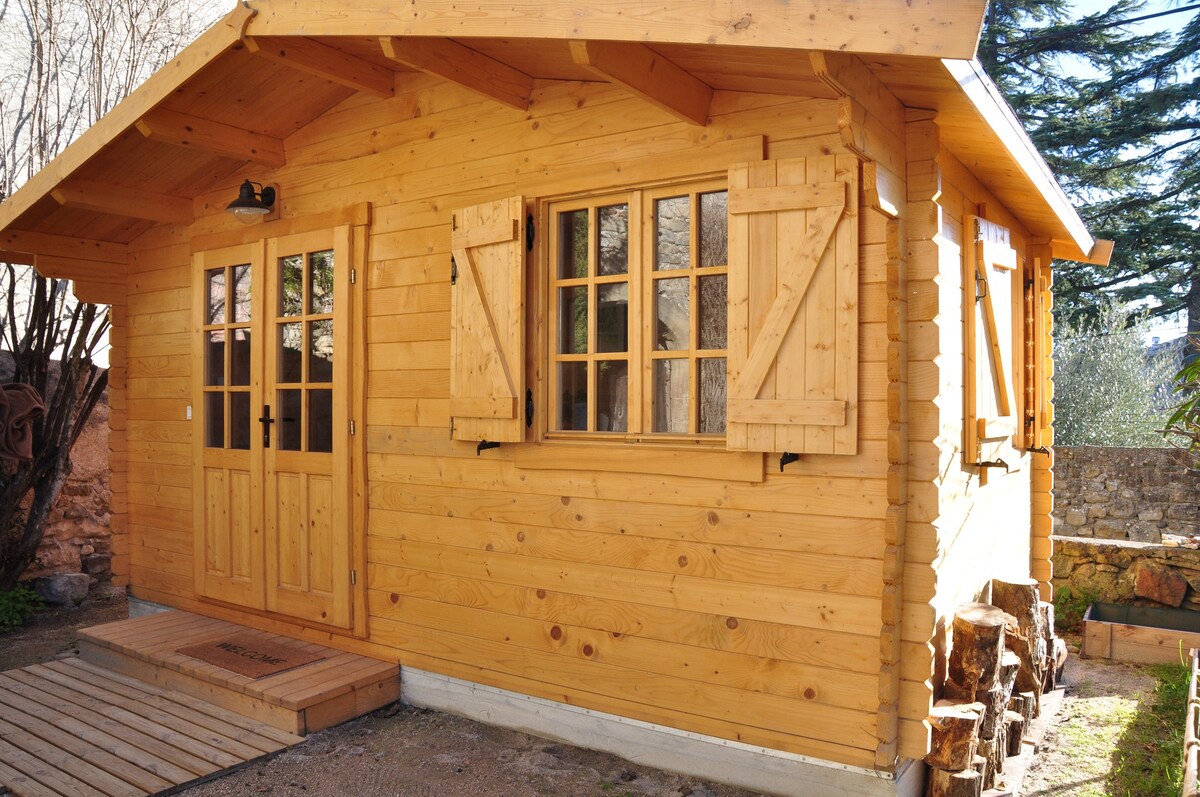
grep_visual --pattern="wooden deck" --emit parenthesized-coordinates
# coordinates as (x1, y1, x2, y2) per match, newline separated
(0, 657, 303, 797)
(76, 611, 400, 735)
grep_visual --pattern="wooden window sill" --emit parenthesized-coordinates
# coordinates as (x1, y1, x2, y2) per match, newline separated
(514, 440, 764, 483)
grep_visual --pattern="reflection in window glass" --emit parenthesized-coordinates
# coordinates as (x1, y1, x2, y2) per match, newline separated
(308, 319, 334, 382)
(205, 393, 225, 448)
(598, 205, 628, 276)
(655, 196, 690, 270)
(278, 323, 303, 382)
(558, 362, 587, 431)
(230, 392, 251, 450)
(308, 389, 333, 453)
(230, 329, 251, 386)
(698, 358, 727, 434)
(279, 255, 303, 317)
(596, 361, 628, 432)
(653, 359, 689, 433)
(207, 269, 226, 324)
(699, 191, 729, 268)
(558, 286, 588, 354)
(309, 250, 334, 314)
(698, 275, 727, 350)
(232, 264, 252, 322)
(558, 210, 588, 279)
(278, 389, 302, 451)
(597, 283, 628, 353)
(205, 331, 225, 386)
(655, 278, 689, 351)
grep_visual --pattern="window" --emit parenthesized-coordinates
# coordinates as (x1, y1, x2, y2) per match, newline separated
(202, 262, 253, 450)
(547, 182, 728, 437)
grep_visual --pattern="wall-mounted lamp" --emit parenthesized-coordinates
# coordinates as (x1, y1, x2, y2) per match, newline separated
(225, 179, 276, 224)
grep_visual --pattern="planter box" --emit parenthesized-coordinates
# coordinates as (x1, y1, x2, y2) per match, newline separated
(1082, 602, 1200, 664)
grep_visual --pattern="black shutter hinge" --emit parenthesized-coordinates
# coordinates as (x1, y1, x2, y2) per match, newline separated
(450, 255, 457, 285)
(526, 213, 535, 252)
(525, 388, 534, 428)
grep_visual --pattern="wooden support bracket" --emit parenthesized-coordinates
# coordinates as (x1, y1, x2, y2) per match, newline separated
(136, 109, 286, 167)
(569, 40, 712, 126)
(51, 178, 194, 226)
(381, 36, 532, 111)
(246, 36, 396, 98)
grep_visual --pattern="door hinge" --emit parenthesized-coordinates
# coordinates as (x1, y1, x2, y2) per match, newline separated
(525, 387, 534, 428)
(349, 419, 356, 435)
(350, 268, 357, 284)
(350, 569, 357, 585)
(450, 255, 457, 286)
(526, 213, 535, 252)
(449, 417, 455, 439)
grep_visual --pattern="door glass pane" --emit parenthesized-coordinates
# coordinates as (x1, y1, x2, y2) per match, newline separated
(558, 210, 588, 279)
(230, 392, 251, 450)
(206, 269, 226, 324)
(278, 322, 303, 382)
(279, 255, 303, 317)
(278, 389, 302, 451)
(655, 196, 690, 270)
(204, 393, 225, 448)
(595, 360, 628, 433)
(232, 264, 252, 323)
(698, 275, 727, 350)
(598, 204, 628, 276)
(597, 283, 628, 353)
(698, 358, 727, 434)
(558, 286, 588, 354)
(653, 359, 689, 433)
(230, 329, 251, 386)
(699, 191, 729, 267)
(655, 278, 689, 351)
(557, 362, 587, 431)
(309, 250, 335, 314)
(308, 319, 334, 383)
(205, 331, 225, 386)
(308, 389, 333, 453)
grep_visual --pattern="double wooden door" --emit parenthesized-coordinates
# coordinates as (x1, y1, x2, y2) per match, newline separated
(192, 227, 354, 629)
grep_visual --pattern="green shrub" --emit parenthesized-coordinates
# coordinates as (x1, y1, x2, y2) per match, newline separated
(1053, 585, 1099, 632)
(0, 585, 43, 631)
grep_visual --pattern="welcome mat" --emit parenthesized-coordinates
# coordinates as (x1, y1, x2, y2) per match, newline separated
(177, 634, 326, 679)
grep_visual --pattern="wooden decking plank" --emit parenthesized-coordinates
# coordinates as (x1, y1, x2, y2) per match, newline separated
(251, 652, 364, 703)
(0, 716, 141, 797)
(0, 673, 217, 777)
(84, 612, 210, 651)
(0, 756, 62, 797)
(272, 657, 393, 710)
(61, 659, 303, 748)
(25, 664, 264, 763)
(0, 678, 196, 786)
(6, 669, 244, 771)
(0, 702, 172, 795)
(0, 736, 108, 797)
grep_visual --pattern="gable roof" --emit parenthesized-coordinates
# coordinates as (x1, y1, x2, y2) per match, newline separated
(0, 0, 1110, 275)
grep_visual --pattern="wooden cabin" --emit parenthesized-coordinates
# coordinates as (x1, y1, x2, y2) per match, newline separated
(0, 2, 1112, 794)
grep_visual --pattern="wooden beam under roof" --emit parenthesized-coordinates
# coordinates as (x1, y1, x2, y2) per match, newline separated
(380, 37, 532, 111)
(248, 0, 989, 60)
(246, 36, 395, 98)
(51, 179, 194, 226)
(135, 109, 286, 168)
(569, 41, 712, 126)
(0, 229, 128, 263)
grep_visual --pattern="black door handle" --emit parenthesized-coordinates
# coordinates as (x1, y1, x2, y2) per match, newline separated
(259, 404, 275, 447)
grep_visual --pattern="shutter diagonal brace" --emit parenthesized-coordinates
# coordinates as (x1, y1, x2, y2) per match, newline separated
(728, 198, 845, 403)
(451, 242, 518, 411)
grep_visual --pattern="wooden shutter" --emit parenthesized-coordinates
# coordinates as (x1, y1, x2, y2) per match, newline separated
(1024, 255, 1053, 450)
(964, 215, 1020, 464)
(450, 196, 526, 442)
(726, 155, 859, 455)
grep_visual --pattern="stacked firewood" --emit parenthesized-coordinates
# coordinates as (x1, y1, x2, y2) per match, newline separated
(925, 579, 1067, 797)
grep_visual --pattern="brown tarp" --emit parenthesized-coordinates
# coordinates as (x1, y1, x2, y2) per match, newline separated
(0, 383, 45, 461)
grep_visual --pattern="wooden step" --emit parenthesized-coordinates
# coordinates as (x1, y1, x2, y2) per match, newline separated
(77, 611, 399, 735)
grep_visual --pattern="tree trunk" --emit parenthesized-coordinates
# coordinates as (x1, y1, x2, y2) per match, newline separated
(947, 603, 1007, 701)
(992, 578, 1047, 713)
(930, 767, 983, 797)
(927, 700, 984, 770)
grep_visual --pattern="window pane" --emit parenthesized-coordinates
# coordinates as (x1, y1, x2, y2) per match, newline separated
(278, 389, 302, 451)
(558, 210, 588, 279)
(308, 319, 334, 383)
(699, 191, 729, 267)
(232, 264, 252, 323)
(278, 322, 303, 382)
(206, 269, 226, 324)
(309, 250, 334, 314)
(204, 392, 225, 448)
(558, 286, 588, 354)
(308, 389, 333, 453)
(598, 204, 629, 276)
(279, 255, 303, 317)
(653, 359, 689, 433)
(597, 283, 628, 353)
(230, 392, 251, 450)
(595, 360, 628, 433)
(699, 358, 727, 434)
(557, 362, 588, 431)
(655, 196, 690, 270)
(655, 278, 689, 351)
(230, 329, 251, 386)
(205, 330, 225, 386)
(698, 275, 728, 350)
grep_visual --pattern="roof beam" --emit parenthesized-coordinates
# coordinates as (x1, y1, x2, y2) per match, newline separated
(380, 37, 532, 111)
(246, 36, 395, 98)
(0, 229, 128, 263)
(569, 41, 711, 126)
(248, 1, 988, 60)
(51, 179, 194, 226)
(135, 109, 286, 168)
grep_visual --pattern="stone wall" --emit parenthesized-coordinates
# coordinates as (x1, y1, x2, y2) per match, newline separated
(1052, 446, 1200, 542)
(1053, 536, 1200, 611)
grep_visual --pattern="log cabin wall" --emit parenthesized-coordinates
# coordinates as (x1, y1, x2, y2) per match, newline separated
(112, 72, 940, 770)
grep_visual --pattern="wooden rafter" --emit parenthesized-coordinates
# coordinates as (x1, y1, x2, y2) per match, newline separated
(51, 179, 194, 225)
(0, 229, 127, 263)
(135, 109, 286, 167)
(569, 40, 712, 126)
(245, 36, 395, 98)
(380, 37, 532, 111)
